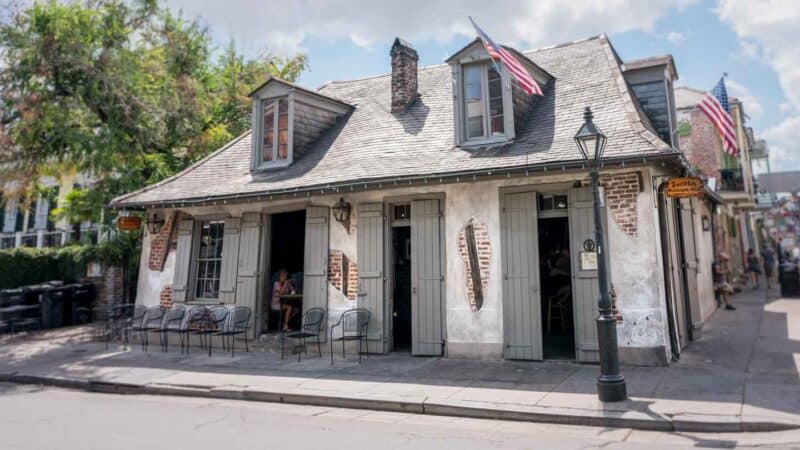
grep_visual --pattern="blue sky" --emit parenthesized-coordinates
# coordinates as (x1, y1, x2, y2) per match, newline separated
(166, 0, 799, 170)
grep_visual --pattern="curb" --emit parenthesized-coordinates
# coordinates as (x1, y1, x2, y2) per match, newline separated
(5, 373, 799, 433)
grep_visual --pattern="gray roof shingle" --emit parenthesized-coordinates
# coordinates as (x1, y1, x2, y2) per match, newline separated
(111, 35, 671, 207)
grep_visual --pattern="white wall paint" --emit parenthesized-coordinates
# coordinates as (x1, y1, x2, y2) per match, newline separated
(133, 168, 673, 358)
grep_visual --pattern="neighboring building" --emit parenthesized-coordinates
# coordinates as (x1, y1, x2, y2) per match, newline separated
(675, 86, 759, 284)
(0, 170, 103, 249)
(112, 35, 714, 365)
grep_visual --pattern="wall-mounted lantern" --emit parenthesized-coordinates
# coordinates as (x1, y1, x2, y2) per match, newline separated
(331, 198, 352, 231)
(146, 211, 166, 235)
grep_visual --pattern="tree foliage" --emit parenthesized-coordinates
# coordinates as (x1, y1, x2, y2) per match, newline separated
(0, 0, 307, 215)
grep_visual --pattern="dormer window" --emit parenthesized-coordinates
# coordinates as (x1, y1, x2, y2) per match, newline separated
(262, 97, 290, 163)
(249, 77, 353, 172)
(464, 64, 505, 139)
(446, 38, 553, 148)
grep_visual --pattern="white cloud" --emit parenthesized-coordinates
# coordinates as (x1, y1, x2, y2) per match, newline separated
(726, 78, 763, 118)
(762, 115, 800, 170)
(716, 1, 800, 171)
(165, 0, 697, 56)
(666, 31, 685, 45)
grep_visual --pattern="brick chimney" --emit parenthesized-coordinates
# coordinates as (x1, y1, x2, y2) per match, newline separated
(391, 38, 418, 112)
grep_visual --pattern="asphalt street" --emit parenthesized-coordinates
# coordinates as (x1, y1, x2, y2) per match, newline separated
(0, 384, 799, 449)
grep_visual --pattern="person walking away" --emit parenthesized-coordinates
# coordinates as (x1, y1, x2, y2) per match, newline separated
(713, 254, 736, 310)
(747, 248, 762, 289)
(762, 245, 777, 289)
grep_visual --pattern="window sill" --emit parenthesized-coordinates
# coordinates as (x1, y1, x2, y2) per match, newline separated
(253, 160, 293, 172)
(460, 136, 512, 148)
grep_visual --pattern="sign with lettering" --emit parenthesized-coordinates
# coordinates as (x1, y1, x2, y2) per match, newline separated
(666, 177, 704, 198)
(117, 216, 142, 231)
(579, 251, 598, 271)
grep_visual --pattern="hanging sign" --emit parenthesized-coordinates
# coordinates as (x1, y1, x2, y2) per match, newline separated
(666, 177, 704, 198)
(117, 216, 142, 231)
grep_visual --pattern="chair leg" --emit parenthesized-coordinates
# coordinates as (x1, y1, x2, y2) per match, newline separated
(317, 338, 322, 358)
(330, 336, 334, 365)
(245, 334, 249, 353)
(281, 332, 285, 360)
(298, 335, 303, 363)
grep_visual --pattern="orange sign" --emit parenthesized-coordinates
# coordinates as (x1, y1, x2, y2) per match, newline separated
(666, 177, 704, 198)
(117, 216, 142, 231)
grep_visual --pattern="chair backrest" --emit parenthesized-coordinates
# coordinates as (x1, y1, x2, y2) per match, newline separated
(340, 308, 370, 336)
(226, 306, 251, 332)
(302, 307, 325, 335)
(131, 305, 147, 322)
(162, 305, 186, 327)
(143, 306, 165, 328)
(183, 306, 207, 330)
(207, 306, 229, 330)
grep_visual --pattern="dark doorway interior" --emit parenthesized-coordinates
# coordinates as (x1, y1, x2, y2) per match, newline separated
(538, 217, 575, 359)
(266, 210, 306, 332)
(392, 226, 412, 351)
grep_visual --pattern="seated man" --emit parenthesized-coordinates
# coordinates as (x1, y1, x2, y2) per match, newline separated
(712, 254, 736, 311)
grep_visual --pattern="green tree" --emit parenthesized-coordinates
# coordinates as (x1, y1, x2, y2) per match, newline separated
(0, 0, 307, 214)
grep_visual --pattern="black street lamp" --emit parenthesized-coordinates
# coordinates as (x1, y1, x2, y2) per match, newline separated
(574, 107, 627, 402)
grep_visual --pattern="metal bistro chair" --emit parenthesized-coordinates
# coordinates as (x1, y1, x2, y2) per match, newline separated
(214, 306, 252, 357)
(329, 308, 370, 365)
(282, 307, 325, 362)
(177, 306, 207, 355)
(122, 305, 147, 347)
(154, 305, 186, 353)
(134, 306, 165, 352)
(192, 306, 229, 357)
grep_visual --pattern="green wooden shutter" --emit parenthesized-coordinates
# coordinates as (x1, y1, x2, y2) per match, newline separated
(172, 218, 194, 302)
(501, 191, 542, 360)
(219, 217, 241, 303)
(357, 203, 385, 353)
(410, 199, 444, 356)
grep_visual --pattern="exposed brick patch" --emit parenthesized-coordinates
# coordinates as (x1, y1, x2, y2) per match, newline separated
(678, 109, 722, 181)
(159, 285, 173, 308)
(148, 212, 177, 271)
(582, 172, 641, 237)
(328, 249, 358, 301)
(457, 218, 491, 312)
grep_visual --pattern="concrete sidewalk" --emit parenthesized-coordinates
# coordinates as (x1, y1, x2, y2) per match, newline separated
(1, 286, 798, 433)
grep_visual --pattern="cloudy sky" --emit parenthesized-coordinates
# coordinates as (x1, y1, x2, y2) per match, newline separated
(165, 0, 799, 171)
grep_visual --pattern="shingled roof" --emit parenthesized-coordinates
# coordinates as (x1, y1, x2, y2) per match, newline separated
(111, 34, 672, 208)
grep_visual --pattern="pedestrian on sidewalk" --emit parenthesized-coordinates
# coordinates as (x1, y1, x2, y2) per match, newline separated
(713, 253, 736, 310)
(762, 245, 777, 289)
(747, 248, 762, 289)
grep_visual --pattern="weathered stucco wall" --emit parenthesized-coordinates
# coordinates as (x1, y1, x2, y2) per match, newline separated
(696, 199, 717, 323)
(132, 167, 673, 363)
(135, 231, 176, 307)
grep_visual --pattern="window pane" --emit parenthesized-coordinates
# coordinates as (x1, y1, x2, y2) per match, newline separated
(488, 67, 504, 136)
(263, 102, 275, 162)
(195, 220, 225, 300)
(277, 98, 289, 160)
(464, 65, 484, 139)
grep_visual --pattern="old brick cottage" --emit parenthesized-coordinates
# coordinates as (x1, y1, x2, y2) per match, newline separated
(111, 34, 717, 366)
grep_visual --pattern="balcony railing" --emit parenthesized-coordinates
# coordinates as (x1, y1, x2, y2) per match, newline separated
(719, 168, 745, 192)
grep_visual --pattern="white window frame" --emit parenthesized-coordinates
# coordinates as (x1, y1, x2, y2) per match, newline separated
(454, 61, 516, 147)
(191, 219, 226, 302)
(252, 92, 295, 171)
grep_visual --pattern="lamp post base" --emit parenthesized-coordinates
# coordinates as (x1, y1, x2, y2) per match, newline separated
(597, 375, 627, 402)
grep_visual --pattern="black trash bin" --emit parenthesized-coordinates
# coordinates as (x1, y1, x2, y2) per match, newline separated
(40, 286, 71, 329)
(70, 283, 95, 325)
(780, 265, 800, 297)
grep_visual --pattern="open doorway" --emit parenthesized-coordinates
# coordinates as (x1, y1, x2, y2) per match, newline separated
(391, 225, 412, 352)
(265, 209, 306, 333)
(538, 216, 575, 359)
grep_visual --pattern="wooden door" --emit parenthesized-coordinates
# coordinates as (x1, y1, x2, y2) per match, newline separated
(501, 191, 543, 360)
(679, 198, 700, 340)
(410, 199, 444, 356)
(569, 187, 609, 363)
(303, 206, 329, 339)
(357, 203, 386, 353)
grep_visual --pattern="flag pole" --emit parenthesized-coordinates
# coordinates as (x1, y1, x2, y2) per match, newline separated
(468, 16, 509, 86)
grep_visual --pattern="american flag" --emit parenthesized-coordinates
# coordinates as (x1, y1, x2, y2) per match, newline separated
(698, 77, 739, 156)
(469, 17, 542, 96)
